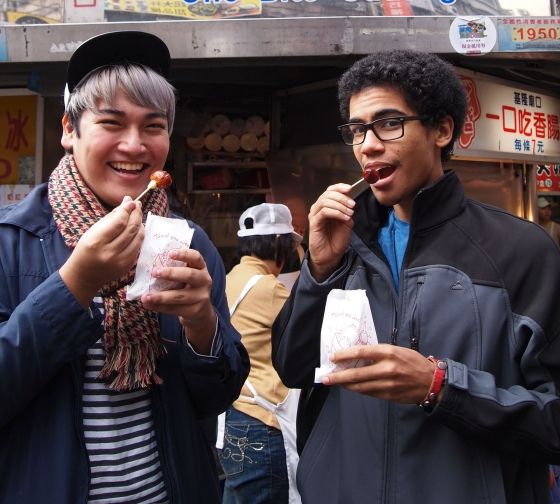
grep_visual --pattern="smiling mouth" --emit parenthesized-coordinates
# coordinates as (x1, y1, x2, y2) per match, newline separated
(110, 162, 147, 173)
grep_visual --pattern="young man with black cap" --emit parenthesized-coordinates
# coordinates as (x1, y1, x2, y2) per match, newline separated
(0, 30, 249, 503)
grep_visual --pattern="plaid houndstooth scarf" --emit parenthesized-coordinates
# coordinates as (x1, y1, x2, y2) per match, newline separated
(48, 154, 168, 391)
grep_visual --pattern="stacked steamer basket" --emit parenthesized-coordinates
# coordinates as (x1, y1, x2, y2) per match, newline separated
(186, 113, 270, 155)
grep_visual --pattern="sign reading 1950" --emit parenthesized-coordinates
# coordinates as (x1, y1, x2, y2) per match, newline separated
(512, 26, 560, 42)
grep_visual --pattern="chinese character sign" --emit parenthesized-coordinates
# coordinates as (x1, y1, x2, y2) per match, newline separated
(0, 184, 35, 207)
(498, 18, 560, 52)
(0, 94, 37, 184)
(536, 164, 560, 193)
(455, 68, 560, 159)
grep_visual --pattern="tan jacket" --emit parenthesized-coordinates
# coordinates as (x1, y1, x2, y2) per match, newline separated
(226, 255, 289, 429)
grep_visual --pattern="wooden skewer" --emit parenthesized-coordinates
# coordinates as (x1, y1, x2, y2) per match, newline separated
(350, 177, 366, 190)
(134, 180, 157, 201)
(348, 177, 369, 199)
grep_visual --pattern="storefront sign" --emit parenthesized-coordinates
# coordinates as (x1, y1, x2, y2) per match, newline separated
(498, 18, 560, 51)
(64, 0, 104, 23)
(381, 0, 413, 16)
(449, 16, 497, 55)
(0, 184, 34, 207)
(0, 28, 7, 62)
(99, 0, 550, 22)
(106, 0, 261, 19)
(536, 164, 560, 193)
(6, 11, 60, 23)
(455, 69, 560, 160)
(0, 94, 38, 184)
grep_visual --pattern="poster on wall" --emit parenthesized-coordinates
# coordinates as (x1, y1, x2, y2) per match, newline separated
(103, 0, 550, 23)
(448, 16, 497, 55)
(0, 93, 38, 185)
(498, 17, 560, 52)
(0, 184, 35, 207)
(0, 0, 552, 24)
(455, 68, 560, 161)
(536, 164, 560, 193)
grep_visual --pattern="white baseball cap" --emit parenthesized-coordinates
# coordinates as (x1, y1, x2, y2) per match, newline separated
(538, 196, 551, 208)
(237, 203, 302, 242)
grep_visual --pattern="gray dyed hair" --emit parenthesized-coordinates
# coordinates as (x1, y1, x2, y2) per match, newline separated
(65, 63, 176, 134)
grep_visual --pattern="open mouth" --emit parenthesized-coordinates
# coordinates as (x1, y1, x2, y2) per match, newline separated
(110, 162, 148, 174)
(364, 165, 396, 184)
(376, 165, 396, 180)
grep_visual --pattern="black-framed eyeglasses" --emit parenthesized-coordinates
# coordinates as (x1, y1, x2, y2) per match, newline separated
(337, 116, 422, 146)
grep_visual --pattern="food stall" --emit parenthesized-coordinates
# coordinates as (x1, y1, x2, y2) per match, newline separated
(0, 1, 559, 262)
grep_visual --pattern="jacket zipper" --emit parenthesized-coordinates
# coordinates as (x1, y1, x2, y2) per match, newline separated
(384, 295, 399, 503)
(71, 361, 91, 503)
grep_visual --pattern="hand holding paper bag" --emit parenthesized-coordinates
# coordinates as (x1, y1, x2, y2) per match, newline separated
(127, 212, 194, 300)
(314, 289, 378, 383)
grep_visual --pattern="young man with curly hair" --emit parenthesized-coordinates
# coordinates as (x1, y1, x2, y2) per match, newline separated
(272, 50, 560, 503)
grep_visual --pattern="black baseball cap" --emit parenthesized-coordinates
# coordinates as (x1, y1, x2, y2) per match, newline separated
(66, 30, 171, 95)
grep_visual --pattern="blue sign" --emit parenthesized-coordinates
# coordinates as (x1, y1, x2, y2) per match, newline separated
(0, 29, 7, 62)
(440, 0, 457, 5)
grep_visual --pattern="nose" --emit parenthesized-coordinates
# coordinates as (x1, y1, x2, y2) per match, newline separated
(359, 128, 385, 154)
(119, 128, 146, 153)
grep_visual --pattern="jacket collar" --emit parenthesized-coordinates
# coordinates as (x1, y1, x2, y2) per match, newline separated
(0, 183, 56, 237)
(353, 170, 466, 245)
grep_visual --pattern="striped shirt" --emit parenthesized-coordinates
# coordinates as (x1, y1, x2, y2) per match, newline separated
(83, 298, 168, 503)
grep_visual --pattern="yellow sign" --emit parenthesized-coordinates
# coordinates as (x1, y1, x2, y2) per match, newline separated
(6, 11, 60, 24)
(0, 95, 37, 184)
(105, 0, 261, 19)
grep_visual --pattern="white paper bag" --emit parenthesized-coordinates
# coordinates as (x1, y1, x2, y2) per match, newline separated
(314, 289, 378, 383)
(126, 212, 194, 301)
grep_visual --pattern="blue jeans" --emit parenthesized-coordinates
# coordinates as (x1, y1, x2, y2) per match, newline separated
(219, 407, 289, 504)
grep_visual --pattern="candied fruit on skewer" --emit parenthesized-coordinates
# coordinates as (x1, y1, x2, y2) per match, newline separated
(348, 168, 379, 198)
(135, 170, 173, 201)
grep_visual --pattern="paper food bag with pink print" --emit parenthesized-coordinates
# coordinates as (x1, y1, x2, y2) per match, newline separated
(314, 289, 378, 383)
(126, 212, 194, 301)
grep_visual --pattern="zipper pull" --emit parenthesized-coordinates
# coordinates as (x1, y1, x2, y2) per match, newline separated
(391, 327, 398, 345)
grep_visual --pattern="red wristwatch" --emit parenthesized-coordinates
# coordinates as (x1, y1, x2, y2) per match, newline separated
(419, 356, 447, 412)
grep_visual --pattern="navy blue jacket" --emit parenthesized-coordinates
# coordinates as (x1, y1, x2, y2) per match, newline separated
(0, 184, 249, 503)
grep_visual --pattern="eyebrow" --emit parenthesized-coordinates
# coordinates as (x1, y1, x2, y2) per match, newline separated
(348, 108, 408, 123)
(96, 108, 167, 120)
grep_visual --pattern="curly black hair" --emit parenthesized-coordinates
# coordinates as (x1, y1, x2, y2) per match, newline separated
(337, 50, 467, 161)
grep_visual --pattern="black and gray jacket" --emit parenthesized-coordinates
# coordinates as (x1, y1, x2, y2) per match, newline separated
(272, 171, 560, 504)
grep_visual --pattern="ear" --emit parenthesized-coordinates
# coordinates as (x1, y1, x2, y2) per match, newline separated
(435, 115, 454, 149)
(61, 114, 75, 151)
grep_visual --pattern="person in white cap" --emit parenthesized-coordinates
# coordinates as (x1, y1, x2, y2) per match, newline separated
(0, 30, 249, 503)
(221, 203, 302, 504)
(537, 196, 560, 245)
